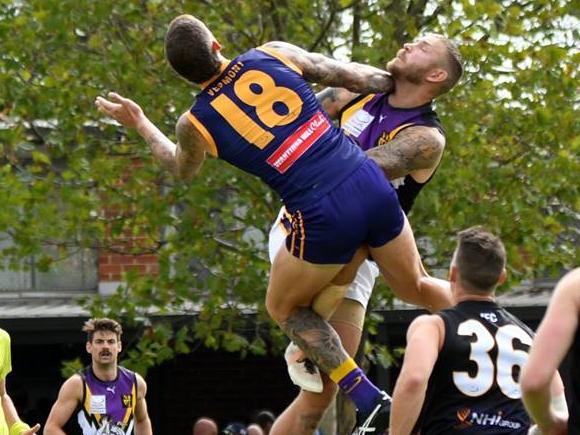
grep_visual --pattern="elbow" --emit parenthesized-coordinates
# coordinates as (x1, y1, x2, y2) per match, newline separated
(520, 368, 552, 396)
(398, 372, 429, 395)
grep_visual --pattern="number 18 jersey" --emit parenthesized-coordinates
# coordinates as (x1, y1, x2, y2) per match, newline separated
(188, 46, 366, 209)
(416, 300, 533, 434)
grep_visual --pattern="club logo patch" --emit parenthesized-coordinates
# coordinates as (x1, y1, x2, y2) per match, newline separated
(122, 394, 133, 408)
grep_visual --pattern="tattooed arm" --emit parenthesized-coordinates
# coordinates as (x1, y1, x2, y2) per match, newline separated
(316, 87, 358, 119)
(366, 125, 445, 180)
(262, 41, 394, 94)
(95, 92, 205, 181)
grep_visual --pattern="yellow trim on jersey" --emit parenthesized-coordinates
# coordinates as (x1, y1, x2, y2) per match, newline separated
(122, 383, 137, 425)
(290, 226, 296, 257)
(297, 211, 305, 259)
(83, 385, 103, 425)
(387, 122, 415, 142)
(339, 94, 375, 127)
(257, 46, 303, 76)
(83, 384, 92, 415)
(186, 112, 219, 157)
(329, 357, 358, 383)
(199, 61, 231, 90)
(278, 207, 292, 236)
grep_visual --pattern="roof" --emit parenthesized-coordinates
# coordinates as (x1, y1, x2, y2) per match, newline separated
(0, 292, 89, 319)
(0, 279, 558, 322)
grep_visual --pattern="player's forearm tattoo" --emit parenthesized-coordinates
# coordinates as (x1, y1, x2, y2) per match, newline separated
(143, 130, 178, 174)
(366, 127, 444, 179)
(264, 41, 393, 94)
(281, 307, 347, 374)
(305, 58, 393, 94)
(316, 88, 341, 106)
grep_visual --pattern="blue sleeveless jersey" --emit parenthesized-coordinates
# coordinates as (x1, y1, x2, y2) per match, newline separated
(188, 46, 366, 208)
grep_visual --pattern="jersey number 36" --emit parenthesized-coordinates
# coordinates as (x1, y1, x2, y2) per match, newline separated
(453, 319, 532, 399)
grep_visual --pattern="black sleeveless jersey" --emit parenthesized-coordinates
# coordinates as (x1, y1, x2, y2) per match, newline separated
(415, 300, 533, 434)
(569, 326, 580, 434)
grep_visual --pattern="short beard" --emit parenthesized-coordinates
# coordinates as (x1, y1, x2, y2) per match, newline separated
(388, 62, 425, 85)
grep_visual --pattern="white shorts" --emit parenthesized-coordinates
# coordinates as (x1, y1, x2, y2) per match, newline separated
(268, 208, 379, 309)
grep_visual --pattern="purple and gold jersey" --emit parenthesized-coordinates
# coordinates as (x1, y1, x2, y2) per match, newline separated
(339, 94, 443, 213)
(188, 46, 366, 209)
(72, 366, 137, 435)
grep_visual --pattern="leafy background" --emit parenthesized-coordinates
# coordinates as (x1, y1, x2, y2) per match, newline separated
(0, 0, 578, 373)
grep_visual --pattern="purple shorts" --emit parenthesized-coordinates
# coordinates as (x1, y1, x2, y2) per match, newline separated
(283, 159, 404, 264)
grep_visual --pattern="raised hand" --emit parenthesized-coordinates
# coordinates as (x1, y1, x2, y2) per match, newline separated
(95, 92, 146, 130)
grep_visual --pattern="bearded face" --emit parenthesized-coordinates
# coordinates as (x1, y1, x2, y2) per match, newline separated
(386, 36, 447, 85)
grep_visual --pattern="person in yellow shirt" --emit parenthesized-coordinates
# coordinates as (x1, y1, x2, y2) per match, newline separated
(0, 329, 40, 435)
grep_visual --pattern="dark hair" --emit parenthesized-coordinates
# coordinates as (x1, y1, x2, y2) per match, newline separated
(253, 409, 275, 428)
(165, 15, 222, 84)
(455, 226, 506, 293)
(428, 34, 463, 96)
(222, 422, 248, 435)
(83, 318, 122, 342)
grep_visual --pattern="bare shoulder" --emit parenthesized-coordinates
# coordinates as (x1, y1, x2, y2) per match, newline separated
(176, 111, 210, 153)
(261, 41, 303, 55)
(408, 314, 444, 336)
(394, 125, 445, 150)
(555, 268, 580, 305)
(259, 41, 319, 72)
(176, 112, 196, 137)
(135, 373, 148, 397)
(60, 374, 83, 400)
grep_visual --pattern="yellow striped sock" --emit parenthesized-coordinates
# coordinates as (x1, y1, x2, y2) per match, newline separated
(329, 357, 358, 384)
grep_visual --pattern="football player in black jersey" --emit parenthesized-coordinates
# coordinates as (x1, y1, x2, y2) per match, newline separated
(389, 227, 565, 435)
(521, 268, 579, 435)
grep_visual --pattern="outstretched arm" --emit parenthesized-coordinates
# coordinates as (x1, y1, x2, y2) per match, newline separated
(366, 125, 445, 179)
(95, 92, 205, 181)
(262, 41, 393, 95)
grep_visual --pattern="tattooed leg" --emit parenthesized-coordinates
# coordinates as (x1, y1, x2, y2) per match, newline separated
(280, 307, 348, 374)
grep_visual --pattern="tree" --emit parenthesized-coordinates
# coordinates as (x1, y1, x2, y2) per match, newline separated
(0, 0, 577, 375)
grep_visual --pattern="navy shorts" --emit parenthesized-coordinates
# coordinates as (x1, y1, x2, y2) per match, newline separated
(283, 159, 404, 264)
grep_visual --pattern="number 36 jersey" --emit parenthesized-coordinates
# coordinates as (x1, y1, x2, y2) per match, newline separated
(416, 300, 533, 434)
(188, 46, 366, 209)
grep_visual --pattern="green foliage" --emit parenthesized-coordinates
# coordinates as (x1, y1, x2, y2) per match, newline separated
(60, 357, 84, 379)
(1, 0, 577, 371)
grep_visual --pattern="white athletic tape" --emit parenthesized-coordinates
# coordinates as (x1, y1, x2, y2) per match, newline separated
(551, 392, 568, 415)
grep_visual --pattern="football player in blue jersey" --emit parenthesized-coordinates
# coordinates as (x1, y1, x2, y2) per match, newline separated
(269, 34, 464, 435)
(95, 15, 455, 434)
